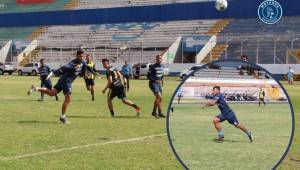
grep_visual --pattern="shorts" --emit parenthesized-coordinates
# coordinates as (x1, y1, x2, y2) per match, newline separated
(123, 74, 130, 79)
(259, 98, 264, 101)
(54, 79, 72, 95)
(108, 85, 126, 100)
(41, 79, 52, 90)
(149, 82, 162, 95)
(216, 112, 239, 126)
(85, 79, 95, 86)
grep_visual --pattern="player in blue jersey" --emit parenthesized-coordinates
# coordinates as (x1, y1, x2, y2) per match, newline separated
(148, 55, 165, 118)
(27, 50, 95, 124)
(38, 59, 58, 101)
(203, 86, 253, 142)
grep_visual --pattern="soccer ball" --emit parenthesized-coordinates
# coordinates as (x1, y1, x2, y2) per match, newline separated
(215, 0, 228, 11)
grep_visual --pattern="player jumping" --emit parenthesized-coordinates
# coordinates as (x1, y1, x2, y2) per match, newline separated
(101, 59, 141, 117)
(38, 59, 58, 101)
(27, 50, 95, 124)
(202, 86, 253, 142)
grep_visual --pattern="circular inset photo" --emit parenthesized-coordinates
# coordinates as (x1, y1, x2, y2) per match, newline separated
(167, 60, 294, 170)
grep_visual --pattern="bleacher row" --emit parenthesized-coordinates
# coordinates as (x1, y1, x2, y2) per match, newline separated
(77, 0, 210, 9)
(218, 17, 300, 64)
(36, 19, 217, 63)
(193, 69, 261, 79)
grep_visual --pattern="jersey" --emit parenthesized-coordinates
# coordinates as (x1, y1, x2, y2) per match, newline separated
(211, 93, 232, 115)
(54, 59, 94, 83)
(84, 61, 96, 80)
(39, 65, 51, 81)
(147, 63, 164, 83)
(259, 90, 265, 99)
(122, 64, 131, 75)
(106, 66, 123, 88)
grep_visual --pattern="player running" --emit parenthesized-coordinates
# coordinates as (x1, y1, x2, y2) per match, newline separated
(148, 55, 165, 118)
(38, 59, 58, 101)
(83, 55, 97, 101)
(258, 88, 266, 106)
(101, 59, 141, 117)
(27, 50, 95, 124)
(202, 86, 253, 142)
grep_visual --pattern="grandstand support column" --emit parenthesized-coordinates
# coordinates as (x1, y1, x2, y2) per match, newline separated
(274, 38, 280, 64)
(225, 39, 231, 60)
(291, 38, 299, 50)
(256, 38, 264, 64)
(241, 38, 248, 57)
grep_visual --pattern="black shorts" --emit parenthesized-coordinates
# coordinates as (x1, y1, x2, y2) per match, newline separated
(123, 74, 130, 79)
(85, 79, 95, 86)
(108, 85, 126, 100)
(259, 98, 264, 101)
(54, 79, 72, 95)
(217, 112, 239, 126)
(41, 79, 52, 90)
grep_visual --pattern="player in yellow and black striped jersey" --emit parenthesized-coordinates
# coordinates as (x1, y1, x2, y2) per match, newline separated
(258, 88, 266, 106)
(83, 55, 97, 101)
(101, 58, 141, 117)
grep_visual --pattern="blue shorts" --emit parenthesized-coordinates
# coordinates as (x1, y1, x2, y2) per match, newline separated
(41, 79, 52, 90)
(217, 112, 239, 126)
(149, 82, 162, 95)
(54, 79, 72, 95)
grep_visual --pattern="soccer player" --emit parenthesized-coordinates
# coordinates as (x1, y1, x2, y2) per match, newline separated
(27, 50, 95, 124)
(38, 59, 58, 101)
(258, 88, 266, 106)
(202, 86, 253, 142)
(287, 66, 294, 85)
(121, 60, 131, 91)
(177, 87, 184, 104)
(83, 55, 97, 101)
(148, 55, 165, 118)
(101, 59, 141, 117)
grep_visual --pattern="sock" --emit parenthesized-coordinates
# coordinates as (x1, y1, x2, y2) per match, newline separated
(110, 110, 114, 116)
(131, 104, 138, 109)
(158, 109, 162, 115)
(246, 131, 251, 136)
(152, 106, 157, 114)
(218, 131, 224, 137)
(61, 114, 65, 118)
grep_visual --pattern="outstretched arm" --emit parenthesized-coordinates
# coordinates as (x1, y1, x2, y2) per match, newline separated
(202, 99, 217, 109)
(102, 75, 112, 94)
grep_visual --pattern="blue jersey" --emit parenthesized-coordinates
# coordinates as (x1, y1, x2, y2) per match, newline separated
(122, 65, 131, 75)
(39, 65, 51, 81)
(147, 63, 164, 83)
(211, 93, 232, 114)
(54, 59, 94, 83)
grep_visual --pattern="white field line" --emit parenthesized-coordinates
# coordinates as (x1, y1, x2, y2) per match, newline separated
(0, 133, 166, 161)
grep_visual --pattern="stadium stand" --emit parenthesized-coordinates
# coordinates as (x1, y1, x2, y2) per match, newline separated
(218, 17, 300, 64)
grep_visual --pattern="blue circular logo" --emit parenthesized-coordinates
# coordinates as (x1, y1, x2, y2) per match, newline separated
(258, 0, 283, 24)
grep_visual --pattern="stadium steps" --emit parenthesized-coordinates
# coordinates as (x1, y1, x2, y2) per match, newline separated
(201, 44, 228, 64)
(286, 49, 300, 64)
(27, 27, 48, 41)
(206, 19, 231, 36)
(20, 47, 41, 66)
(64, 0, 80, 10)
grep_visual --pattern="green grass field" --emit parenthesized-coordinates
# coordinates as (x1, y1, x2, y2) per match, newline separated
(0, 76, 299, 169)
(169, 103, 292, 170)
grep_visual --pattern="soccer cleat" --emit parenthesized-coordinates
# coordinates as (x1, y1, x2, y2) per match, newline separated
(158, 113, 166, 118)
(27, 85, 37, 95)
(136, 106, 141, 117)
(248, 131, 254, 142)
(215, 136, 225, 142)
(38, 98, 44, 102)
(92, 96, 94, 101)
(59, 116, 70, 124)
(152, 112, 159, 118)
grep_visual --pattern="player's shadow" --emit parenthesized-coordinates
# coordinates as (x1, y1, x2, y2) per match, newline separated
(212, 139, 248, 143)
(55, 115, 153, 119)
(290, 158, 300, 162)
(17, 120, 59, 124)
